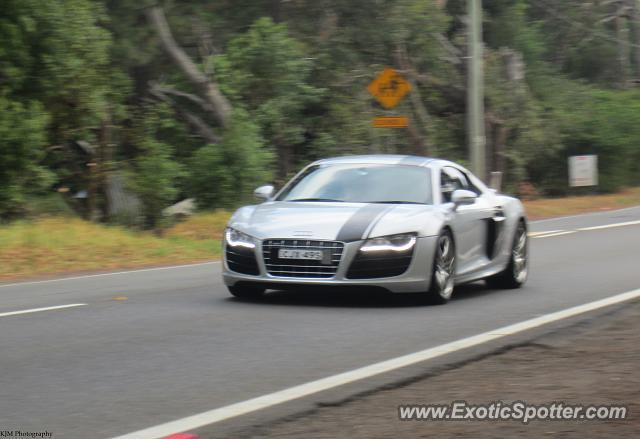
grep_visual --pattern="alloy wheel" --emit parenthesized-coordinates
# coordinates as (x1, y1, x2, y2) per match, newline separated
(512, 224, 528, 283)
(434, 234, 455, 299)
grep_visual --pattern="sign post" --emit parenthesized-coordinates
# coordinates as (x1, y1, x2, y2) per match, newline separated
(569, 155, 598, 187)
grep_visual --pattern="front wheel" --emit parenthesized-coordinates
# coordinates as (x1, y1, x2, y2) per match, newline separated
(486, 220, 528, 289)
(227, 285, 265, 300)
(424, 231, 456, 304)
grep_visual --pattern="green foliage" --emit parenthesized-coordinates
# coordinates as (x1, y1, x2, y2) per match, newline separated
(126, 103, 186, 227)
(568, 90, 640, 191)
(0, 94, 51, 218)
(530, 0, 622, 85)
(214, 17, 322, 175)
(1, 0, 117, 142)
(486, 0, 545, 65)
(130, 139, 183, 228)
(22, 193, 75, 218)
(188, 109, 273, 208)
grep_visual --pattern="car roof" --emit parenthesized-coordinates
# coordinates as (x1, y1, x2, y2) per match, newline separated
(312, 154, 454, 168)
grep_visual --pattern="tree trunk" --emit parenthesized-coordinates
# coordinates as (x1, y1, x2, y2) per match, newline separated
(494, 125, 509, 176)
(149, 86, 221, 144)
(146, 7, 232, 127)
(485, 112, 508, 177)
(406, 121, 426, 155)
(271, 0, 283, 22)
(276, 140, 293, 182)
(98, 115, 113, 221)
(486, 118, 494, 175)
(394, 43, 435, 156)
(85, 158, 99, 221)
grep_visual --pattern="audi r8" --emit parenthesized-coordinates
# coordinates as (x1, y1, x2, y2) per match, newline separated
(222, 155, 528, 304)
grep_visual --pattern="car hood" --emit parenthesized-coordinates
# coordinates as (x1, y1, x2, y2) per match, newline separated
(229, 201, 444, 241)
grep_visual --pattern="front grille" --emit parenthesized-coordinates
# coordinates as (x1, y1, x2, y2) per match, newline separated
(346, 248, 414, 279)
(263, 239, 344, 278)
(226, 246, 260, 275)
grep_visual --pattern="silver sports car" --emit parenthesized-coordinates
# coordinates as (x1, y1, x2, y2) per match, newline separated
(222, 155, 528, 304)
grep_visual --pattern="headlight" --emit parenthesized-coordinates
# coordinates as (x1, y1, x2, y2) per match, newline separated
(224, 228, 256, 249)
(360, 233, 417, 253)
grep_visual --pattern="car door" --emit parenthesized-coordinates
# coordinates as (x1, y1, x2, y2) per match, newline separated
(440, 166, 494, 275)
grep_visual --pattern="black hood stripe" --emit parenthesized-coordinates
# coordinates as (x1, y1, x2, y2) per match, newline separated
(336, 204, 391, 242)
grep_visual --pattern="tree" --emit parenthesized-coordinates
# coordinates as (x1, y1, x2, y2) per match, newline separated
(1, 0, 129, 219)
(188, 109, 273, 208)
(130, 138, 183, 229)
(214, 17, 322, 179)
(0, 94, 51, 218)
(126, 102, 185, 228)
(146, 6, 232, 128)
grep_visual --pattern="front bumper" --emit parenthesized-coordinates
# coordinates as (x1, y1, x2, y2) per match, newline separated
(222, 236, 438, 293)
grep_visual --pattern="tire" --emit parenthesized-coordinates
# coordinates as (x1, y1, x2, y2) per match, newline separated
(424, 230, 456, 304)
(486, 220, 528, 289)
(227, 285, 265, 300)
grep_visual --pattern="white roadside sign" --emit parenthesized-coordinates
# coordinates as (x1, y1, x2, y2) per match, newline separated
(569, 155, 598, 187)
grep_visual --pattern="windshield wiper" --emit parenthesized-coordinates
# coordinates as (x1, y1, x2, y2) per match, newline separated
(289, 198, 345, 202)
(369, 200, 425, 204)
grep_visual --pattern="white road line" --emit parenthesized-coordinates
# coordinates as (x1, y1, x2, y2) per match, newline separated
(0, 303, 87, 318)
(0, 261, 219, 289)
(528, 230, 563, 237)
(532, 231, 577, 239)
(578, 220, 640, 231)
(530, 216, 640, 238)
(110, 288, 640, 439)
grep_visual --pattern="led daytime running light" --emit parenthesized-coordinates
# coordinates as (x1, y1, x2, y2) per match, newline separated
(360, 235, 416, 252)
(225, 228, 256, 249)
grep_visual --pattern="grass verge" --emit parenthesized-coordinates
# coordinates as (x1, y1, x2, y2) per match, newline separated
(1, 188, 639, 281)
(0, 217, 221, 281)
(523, 187, 640, 220)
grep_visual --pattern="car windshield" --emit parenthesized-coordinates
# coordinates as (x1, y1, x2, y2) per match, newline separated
(277, 164, 433, 204)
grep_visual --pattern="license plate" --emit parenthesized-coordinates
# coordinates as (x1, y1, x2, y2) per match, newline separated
(278, 248, 324, 261)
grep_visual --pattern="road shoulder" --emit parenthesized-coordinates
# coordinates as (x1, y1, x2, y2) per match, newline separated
(228, 300, 640, 439)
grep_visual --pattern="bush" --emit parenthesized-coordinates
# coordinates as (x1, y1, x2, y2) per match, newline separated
(130, 139, 183, 228)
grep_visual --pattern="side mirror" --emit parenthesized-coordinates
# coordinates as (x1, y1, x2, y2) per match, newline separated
(451, 189, 477, 207)
(254, 185, 275, 201)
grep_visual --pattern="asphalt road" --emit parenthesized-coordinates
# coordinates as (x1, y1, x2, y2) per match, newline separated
(1, 206, 640, 438)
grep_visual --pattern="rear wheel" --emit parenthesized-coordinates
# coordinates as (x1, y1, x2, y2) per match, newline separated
(424, 230, 456, 304)
(227, 285, 265, 300)
(486, 220, 528, 289)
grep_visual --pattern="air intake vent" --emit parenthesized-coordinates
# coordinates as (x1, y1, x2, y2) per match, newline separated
(347, 248, 414, 279)
(226, 246, 260, 275)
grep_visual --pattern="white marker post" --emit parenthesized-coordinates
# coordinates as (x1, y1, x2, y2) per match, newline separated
(569, 155, 598, 187)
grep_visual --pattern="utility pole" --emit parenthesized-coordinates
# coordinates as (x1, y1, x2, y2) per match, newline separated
(467, 0, 486, 180)
(632, 0, 640, 80)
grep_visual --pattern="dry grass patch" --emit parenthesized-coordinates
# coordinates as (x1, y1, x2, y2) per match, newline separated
(164, 209, 232, 240)
(0, 217, 220, 281)
(523, 187, 640, 220)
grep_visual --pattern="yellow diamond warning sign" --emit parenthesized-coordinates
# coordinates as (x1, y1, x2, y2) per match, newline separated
(367, 67, 411, 109)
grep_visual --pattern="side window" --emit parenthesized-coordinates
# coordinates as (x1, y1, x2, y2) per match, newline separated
(440, 167, 468, 203)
